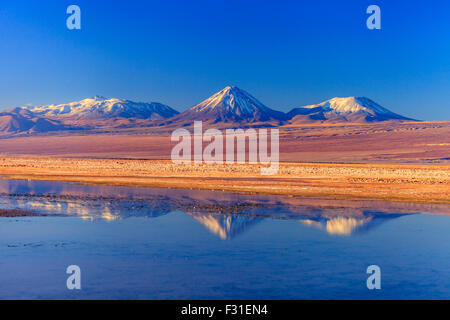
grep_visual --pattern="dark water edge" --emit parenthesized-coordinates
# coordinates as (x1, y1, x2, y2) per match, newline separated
(0, 178, 449, 299)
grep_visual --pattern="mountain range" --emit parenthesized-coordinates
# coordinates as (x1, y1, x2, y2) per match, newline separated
(24, 96, 179, 120)
(0, 86, 415, 134)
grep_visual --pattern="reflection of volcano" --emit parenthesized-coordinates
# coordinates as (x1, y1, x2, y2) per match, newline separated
(188, 212, 260, 240)
(300, 213, 403, 236)
(188, 210, 404, 239)
(0, 179, 417, 237)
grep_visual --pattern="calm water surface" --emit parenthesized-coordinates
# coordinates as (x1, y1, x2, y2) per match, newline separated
(0, 179, 449, 299)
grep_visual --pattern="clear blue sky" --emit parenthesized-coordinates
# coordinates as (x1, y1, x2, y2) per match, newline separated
(0, 0, 449, 120)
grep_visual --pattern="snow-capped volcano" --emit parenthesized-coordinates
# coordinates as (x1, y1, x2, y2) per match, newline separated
(287, 97, 413, 123)
(22, 96, 179, 120)
(0, 90, 417, 136)
(172, 86, 287, 124)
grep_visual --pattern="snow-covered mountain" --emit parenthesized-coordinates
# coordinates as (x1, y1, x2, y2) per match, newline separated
(21, 96, 179, 120)
(0, 91, 416, 135)
(170, 86, 287, 124)
(1, 96, 179, 133)
(287, 97, 413, 123)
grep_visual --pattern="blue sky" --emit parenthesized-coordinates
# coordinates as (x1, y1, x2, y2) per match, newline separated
(0, 0, 449, 120)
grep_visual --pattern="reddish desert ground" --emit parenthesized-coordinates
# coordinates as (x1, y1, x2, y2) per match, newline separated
(0, 121, 448, 163)
(0, 121, 448, 205)
(0, 158, 448, 205)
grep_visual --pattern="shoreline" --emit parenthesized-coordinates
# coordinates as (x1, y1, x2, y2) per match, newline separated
(0, 209, 45, 217)
(0, 156, 448, 205)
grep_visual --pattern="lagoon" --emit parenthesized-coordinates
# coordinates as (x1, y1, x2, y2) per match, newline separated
(0, 179, 449, 299)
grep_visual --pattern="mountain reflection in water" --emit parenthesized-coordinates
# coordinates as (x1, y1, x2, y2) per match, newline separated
(0, 178, 443, 239)
(300, 215, 398, 236)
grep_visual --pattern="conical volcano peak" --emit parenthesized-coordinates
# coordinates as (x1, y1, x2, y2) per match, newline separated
(174, 86, 287, 123)
(193, 86, 263, 113)
(221, 85, 237, 91)
(209, 85, 252, 99)
(219, 85, 246, 95)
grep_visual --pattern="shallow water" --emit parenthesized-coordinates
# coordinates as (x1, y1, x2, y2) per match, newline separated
(0, 179, 449, 299)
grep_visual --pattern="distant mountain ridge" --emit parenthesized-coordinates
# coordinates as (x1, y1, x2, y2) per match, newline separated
(0, 87, 416, 134)
(287, 97, 414, 123)
(20, 96, 179, 120)
(0, 109, 68, 133)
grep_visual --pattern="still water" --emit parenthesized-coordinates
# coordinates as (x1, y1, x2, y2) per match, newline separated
(0, 179, 449, 299)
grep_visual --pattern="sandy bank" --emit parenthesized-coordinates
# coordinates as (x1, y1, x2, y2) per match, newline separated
(0, 156, 448, 204)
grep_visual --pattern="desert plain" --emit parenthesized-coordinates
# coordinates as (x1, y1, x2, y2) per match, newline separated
(0, 121, 448, 205)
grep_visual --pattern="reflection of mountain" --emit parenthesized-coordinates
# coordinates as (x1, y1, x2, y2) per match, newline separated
(299, 213, 403, 236)
(0, 178, 427, 238)
(188, 212, 260, 239)
(0, 196, 172, 221)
